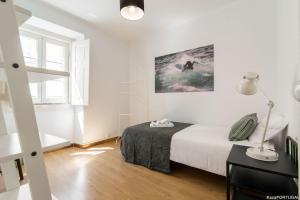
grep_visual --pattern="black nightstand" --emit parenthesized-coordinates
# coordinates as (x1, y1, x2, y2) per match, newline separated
(226, 144, 298, 200)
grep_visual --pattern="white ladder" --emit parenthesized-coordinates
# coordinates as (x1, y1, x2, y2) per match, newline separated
(0, 0, 52, 199)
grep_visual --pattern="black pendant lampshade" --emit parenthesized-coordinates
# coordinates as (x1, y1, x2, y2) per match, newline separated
(120, 0, 144, 21)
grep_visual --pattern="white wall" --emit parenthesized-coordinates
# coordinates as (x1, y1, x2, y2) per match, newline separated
(34, 106, 75, 141)
(129, 0, 278, 127)
(277, 0, 300, 139)
(276, 0, 300, 190)
(15, 0, 129, 144)
(13, 0, 299, 145)
(4, 105, 74, 141)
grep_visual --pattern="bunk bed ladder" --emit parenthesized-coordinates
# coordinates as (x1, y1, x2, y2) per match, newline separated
(0, 0, 52, 199)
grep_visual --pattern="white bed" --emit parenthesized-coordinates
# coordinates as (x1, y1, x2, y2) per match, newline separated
(170, 124, 274, 176)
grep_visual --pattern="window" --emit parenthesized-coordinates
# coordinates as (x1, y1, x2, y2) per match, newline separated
(20, 31, 69, 104)
(20, 35, 39, 67)
(45, 39, 68, 71)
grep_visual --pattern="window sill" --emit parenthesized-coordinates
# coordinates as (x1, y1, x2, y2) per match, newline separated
(33, 103, 73, 111)
(26, 66, 70, 83)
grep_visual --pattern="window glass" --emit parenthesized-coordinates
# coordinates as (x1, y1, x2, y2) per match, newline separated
(20, 36, 39, 67)
(45, 78, 67, 100)
(45, 42, 67, 71)
(29, 83, 39, 98)
(20, 31, 69, 104)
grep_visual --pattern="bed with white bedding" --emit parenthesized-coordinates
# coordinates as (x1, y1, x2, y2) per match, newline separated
(170, 124, 274, 176)
(121, 119, 280, 175)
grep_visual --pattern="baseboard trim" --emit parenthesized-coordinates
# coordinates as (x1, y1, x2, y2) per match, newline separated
(73, 137, 118, 149)
(43, 145, 72, 154)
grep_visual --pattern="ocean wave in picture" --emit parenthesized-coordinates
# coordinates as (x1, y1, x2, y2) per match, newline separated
(155, 44, 214, 93)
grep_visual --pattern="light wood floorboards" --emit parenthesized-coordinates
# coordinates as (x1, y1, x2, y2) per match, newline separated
(0, 141, 226, 199)
(44, 141, 226, 200)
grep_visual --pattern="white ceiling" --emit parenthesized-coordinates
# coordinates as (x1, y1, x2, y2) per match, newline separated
(38, 0, 237, 41)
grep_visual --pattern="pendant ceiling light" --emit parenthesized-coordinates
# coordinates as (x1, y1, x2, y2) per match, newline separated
(120, 0, 144, 21)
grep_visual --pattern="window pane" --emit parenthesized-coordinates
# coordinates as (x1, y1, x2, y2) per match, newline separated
(29, 83, 38, 98)
(20, 36, 38, 67)
(46, 42, 66, 71)
(45, 79, 66, 98)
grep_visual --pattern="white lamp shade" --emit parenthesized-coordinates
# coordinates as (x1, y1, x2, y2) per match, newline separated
(238, 72, 259, 95)
(121, 5, 144, 20)
(293, 81, 300, 101)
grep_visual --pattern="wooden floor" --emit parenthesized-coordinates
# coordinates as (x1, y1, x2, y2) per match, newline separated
(44, 141, 226, 200)
(0, 141, 226, 199)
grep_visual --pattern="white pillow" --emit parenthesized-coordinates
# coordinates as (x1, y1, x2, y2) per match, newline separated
(260, 113, 288, 130)
(249, 113, 288, 143)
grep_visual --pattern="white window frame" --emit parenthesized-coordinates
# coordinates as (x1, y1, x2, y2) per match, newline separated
(20, 30, 71, 104)
(42, 38, 69, 104)
(20, 31, 43, 104)
(19, 31, 43, 68)
(42, 78, 69, 104)
(43, 38, 70, 72)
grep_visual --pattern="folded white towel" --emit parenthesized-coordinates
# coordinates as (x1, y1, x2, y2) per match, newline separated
(150, 119, 174, 128)
(150, 122, 174, 128)
(159, 118, 171, 124)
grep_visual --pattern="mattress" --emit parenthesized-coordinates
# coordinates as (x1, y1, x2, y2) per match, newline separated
(170, 124, 274, 176)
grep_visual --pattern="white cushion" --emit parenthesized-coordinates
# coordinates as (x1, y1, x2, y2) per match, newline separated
(249, 113, 288, 143)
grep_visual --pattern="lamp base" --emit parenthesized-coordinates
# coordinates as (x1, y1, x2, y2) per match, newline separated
(246, 147, 278, 162)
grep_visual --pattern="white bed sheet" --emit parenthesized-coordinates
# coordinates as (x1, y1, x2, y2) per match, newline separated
(170, 124, 274, 176)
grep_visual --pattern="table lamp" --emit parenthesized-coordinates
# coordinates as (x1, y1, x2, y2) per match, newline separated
(238, 72, 278, 161)
(293, 80, 300, 101)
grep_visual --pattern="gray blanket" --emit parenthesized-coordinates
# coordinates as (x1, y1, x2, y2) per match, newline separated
(120, 122, 191, 173)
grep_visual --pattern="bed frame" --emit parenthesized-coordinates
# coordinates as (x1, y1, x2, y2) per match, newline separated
(286, 136, 298, 168)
